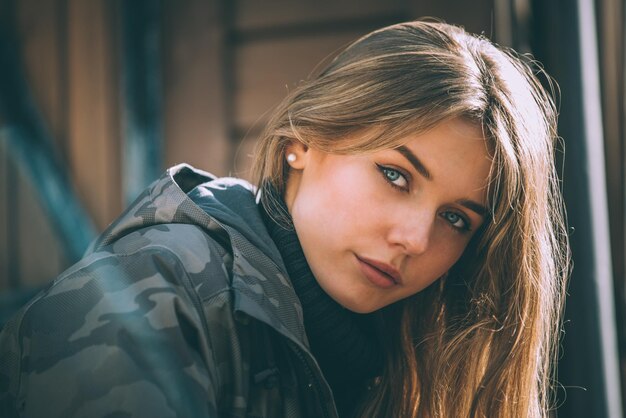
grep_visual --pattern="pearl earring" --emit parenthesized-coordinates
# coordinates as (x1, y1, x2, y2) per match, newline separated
(286, 153, 297, 163)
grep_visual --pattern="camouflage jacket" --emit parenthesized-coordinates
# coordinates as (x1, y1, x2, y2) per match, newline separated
(0, 164, 339, 418)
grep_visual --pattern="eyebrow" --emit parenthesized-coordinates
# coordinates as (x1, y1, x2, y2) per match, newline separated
(396, 146, 433, 181)
(457, 199, 488, 217)
(395, 146, 488, 217)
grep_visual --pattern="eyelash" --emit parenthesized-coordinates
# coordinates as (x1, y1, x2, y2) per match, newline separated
(376, 164, 472, 233)
(441, 211, 472, 233)
(376, 164, 410, 192)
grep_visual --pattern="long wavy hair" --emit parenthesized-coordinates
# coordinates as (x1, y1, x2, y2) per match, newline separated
(253, 20, 569, 418)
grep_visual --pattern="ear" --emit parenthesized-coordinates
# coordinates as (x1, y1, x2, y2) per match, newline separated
(284, 141, 309, 170)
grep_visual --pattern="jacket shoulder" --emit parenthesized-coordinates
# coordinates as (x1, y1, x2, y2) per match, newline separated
(0, 223, 234, 417)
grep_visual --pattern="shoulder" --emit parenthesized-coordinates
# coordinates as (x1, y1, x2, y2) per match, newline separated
(0, 223, 241, 417)
(18, 221, 234, 336)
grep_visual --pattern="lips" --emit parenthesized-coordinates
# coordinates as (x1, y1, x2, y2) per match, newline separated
(356, 256, 402, 289)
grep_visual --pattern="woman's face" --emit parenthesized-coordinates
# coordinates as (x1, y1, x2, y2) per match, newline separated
(284, 118, 492, 313)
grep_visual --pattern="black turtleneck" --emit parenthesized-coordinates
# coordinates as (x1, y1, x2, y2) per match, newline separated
(259, 188, 383, 417)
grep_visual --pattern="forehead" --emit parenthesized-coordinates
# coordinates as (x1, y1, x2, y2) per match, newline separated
(405, 119, 487, 158)
(398, 119, 492, 197)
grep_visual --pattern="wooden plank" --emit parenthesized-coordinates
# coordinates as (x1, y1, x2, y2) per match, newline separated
(3, 124, 97, 263)
(598, 0, 624, 287)
(14, 0, 75, 287)
(161, 0, 230, 176)
(16, 0, 68, 156)
(236, 0, 406, 30)
(16, 163, 66, 288)
(120, 0, 163, 204)
(597, 0, 625, 407)
(234, 31, 364, 130)
(409, 0, 494, 36)
(67, 0, 121, 231)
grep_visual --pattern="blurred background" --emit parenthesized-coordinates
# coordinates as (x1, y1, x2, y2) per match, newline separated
(0, 0, 623, 416)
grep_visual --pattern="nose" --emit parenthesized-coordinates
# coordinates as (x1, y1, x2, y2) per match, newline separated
(387, 207, 433, 255)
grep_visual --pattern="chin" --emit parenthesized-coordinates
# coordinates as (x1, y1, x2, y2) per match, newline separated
(332, 294, 383, 314)
(313, 270, 389, 313)
(343, 304, 379, 314)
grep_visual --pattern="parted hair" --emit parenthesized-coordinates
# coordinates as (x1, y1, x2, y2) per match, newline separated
(253, 20, 569, 418)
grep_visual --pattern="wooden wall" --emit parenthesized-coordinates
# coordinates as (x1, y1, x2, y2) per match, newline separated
(0, 0, 494, 289)
(596, 0, 626, 409)
(3, 1, 626, 414)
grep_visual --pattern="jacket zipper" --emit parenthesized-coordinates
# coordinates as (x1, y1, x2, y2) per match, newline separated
(290, 341, 334, 418)
(196, 221, 335, 417)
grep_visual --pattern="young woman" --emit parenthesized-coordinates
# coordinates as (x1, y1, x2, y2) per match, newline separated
(0, 21, 569, 418)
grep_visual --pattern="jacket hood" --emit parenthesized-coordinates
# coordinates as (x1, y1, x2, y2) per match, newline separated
(86, 163, 308, 347)
(88, 164, 267, 253)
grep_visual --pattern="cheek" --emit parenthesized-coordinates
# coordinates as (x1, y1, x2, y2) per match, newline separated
(405, 236, 468, 288)
(294, 164, 378, 232)
(431, 238, 469, 275)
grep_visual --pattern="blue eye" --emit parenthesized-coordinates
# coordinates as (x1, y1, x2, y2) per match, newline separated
(384, 168, 400, 181)
(377, 165, 409, 190)
(441, 211, 470, 231)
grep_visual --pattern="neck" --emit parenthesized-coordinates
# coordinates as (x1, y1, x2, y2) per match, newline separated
(258, 186, 383, 414)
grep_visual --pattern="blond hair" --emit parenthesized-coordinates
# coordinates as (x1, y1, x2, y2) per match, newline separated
(253, 20, 569, 418)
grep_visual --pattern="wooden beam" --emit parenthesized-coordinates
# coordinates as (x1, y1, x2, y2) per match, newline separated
(0, 0, 96, 268)
(120, 0, 163, 204)
(67, 0, 122, 230)
(161, 0, 230, 176)
(531, 0, 623, 415)
(16, 0, 68, 156)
